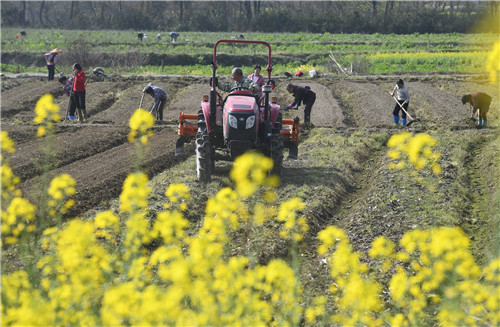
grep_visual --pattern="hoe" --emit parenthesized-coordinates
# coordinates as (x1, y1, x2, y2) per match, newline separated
(391, 94, 420, 127)
(175, 40, 300, 182)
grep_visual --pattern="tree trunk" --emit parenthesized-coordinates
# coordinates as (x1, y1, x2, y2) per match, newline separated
(254, 1, 261, 16)
(180, 1, 184, 25)
(70, 1, 74, 20)
(20, 1, 26, 25)
(372, 1, 377, 17)
(39, 1, 44, 26)
(244, 1, 252, 22)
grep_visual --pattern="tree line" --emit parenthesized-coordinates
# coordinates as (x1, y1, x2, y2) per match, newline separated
(2, 1, 499, 34)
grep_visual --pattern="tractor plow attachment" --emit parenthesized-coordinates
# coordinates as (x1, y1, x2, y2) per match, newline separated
(176, 112, 300, 158)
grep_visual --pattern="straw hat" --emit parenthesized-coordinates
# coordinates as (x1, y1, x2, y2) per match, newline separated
(50, 48, 62, 54)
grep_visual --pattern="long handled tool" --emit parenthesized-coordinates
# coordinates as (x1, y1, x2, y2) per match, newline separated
(390, 93, 419, 126)
(139, 92, 145, 109)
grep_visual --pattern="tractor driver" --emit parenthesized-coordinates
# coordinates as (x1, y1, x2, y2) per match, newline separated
(217, 67, 259, 96)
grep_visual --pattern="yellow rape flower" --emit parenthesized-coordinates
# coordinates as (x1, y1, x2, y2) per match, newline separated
(119, 172, 151, 213)
(1, 197, 36, 244)
(230, 151, 279, 198)
(47, 174, 76, 215)
(387, 132, 441, 175)
(33, 94, 61, 137)
(1, 164, 22, 202)
(486, 41, 500, 83)
(1, 131, 16, 156)
(128, 109, 154, 144)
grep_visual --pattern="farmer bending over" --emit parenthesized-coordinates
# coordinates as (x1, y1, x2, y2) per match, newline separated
(58, 76, 77, 121)
(391, 79, 410, 126)
(285, 83, 316, 125)
(143, 82, 167, 121)
(462, 92, 492, 127)
(217, 67, 259, 95)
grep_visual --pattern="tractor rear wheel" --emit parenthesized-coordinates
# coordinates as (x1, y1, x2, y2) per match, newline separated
(196, 132, 212, 182)
(270, 132, 284, 177)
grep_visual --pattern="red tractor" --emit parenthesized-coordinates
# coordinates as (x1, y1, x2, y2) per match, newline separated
(175, 40, 299, 182)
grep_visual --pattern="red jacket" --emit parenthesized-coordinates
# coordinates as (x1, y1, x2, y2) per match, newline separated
(73, 70, 86, 92)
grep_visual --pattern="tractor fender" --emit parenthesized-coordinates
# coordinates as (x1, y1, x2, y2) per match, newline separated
(260, 103, 281, 125)
(201, 101, 212, 133)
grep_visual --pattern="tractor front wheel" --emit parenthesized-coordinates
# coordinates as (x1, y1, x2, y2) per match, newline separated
(196, 132, 212, 182)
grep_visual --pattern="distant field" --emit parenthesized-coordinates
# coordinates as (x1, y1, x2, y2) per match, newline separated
(1, 28, 498, 75)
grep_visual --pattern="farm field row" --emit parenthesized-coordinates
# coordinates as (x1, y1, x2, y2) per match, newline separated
(1, 74, 498, 245)
(1, 70, 499, 324)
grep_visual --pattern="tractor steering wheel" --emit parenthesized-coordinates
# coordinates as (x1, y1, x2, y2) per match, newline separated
(230, 87, 251, 93)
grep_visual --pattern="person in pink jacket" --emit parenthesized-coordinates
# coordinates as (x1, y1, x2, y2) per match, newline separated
(248, 65, 266, 99)
(44, 48, 62, 81)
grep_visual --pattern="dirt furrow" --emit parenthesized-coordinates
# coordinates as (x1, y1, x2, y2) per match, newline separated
(19, 127, 183, 216)
(9, 126, 130, 182)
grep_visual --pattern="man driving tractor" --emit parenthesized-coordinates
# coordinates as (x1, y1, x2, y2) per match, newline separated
(216, 67, 259, 96)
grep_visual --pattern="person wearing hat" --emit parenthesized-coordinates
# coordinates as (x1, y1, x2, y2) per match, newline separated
(44, 48, 62, 81)
(143, 82, 167, 121)
(285, 83, 316, 125)
(72, 63, 87, 122)
(462, 92, 492, 127)
(391, 79, 410, 126)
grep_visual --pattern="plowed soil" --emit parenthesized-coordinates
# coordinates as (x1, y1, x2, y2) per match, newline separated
(1, 74, 498, 234)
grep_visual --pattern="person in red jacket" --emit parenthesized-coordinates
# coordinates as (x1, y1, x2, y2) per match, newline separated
(72, 63, 87, 122)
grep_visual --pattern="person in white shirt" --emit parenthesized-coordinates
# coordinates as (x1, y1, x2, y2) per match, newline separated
(391, 79, 410, 126)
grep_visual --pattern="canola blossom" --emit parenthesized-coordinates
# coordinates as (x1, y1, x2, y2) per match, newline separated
(47, 174, 76, 216)
(128, 109, 154, 144)
(486, 42, 500, 83)
(1, 116, 499, 326)
(388, 131, 442, 174)
(1, 131, 16, 157)
(33, 94, 61, 137)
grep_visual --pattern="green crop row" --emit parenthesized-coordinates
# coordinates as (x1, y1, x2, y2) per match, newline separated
(1, 49, 490, 76)
(2, 28, 497, 55)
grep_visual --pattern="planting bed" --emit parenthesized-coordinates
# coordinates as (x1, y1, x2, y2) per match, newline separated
(1, 74, 498, 263)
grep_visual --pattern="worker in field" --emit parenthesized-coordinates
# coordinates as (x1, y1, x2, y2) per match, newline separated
(285, 83, 316, 126)
(217, 67, 259, 95)
(72, 63, 87, 122)
(391, 79, 410, 126)
(92, 67, 107, 80)
(248, 65, 266, 99)
(44, 48, 62, 81)
(143, 82, 167, 121)
(58, 76, 77, 121)
(462, 92, 492, 127)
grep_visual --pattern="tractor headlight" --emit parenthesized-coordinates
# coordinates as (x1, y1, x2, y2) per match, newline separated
(245, 116, 255, 129)
(228, 115, 238, 129)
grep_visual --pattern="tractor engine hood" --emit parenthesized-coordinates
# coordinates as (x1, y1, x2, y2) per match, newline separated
(224, 94, 259, 114)
(223, 95, 260, 141)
